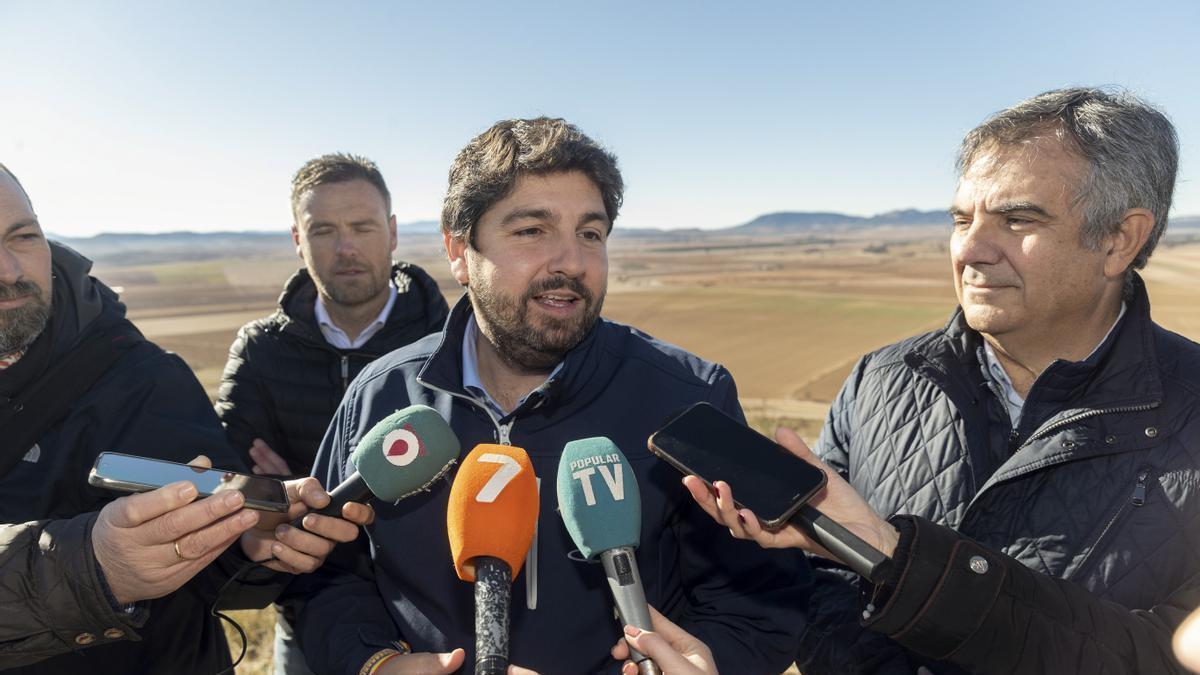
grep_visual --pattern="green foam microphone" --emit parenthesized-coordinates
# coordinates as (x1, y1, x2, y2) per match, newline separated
(314, 404, 460, 516)
(557, 437, 660, 675)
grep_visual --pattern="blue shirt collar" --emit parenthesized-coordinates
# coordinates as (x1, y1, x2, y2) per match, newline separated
(461, 314, 563, 417)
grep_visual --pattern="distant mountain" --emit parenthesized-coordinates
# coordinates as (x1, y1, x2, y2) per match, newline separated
(1171, 215, 1200, 230)
(727, 209, 947, 234)
(395, 220, 441, 233)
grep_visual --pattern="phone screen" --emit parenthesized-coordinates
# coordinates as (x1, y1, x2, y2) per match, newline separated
(89, 452, 290, 512)
(648, 403, 827, 526)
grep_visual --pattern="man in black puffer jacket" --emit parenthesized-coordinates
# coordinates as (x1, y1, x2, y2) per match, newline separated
(215, 154, 449, 477)
(689, 88, 1200, 675)
(0, 164, 366, 674)
(214, 154, 448, 674)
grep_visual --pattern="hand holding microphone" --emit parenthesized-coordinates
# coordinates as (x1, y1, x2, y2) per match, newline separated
(611, 606, 718, 675)
(447, 444, 539, 675)
(242, 405, 462, 572)
(558, 438, 661, 675)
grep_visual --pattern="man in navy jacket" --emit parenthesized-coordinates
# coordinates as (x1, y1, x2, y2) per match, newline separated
(297, 117, 811, 675)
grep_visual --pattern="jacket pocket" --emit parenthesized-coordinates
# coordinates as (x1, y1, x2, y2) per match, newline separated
(1068, 467, 1154, 584)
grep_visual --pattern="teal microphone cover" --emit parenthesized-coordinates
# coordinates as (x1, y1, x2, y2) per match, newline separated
(351, 405, 461, 501)
(557, 437, 641, 559)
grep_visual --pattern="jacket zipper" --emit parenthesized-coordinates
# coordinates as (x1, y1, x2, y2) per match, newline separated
(1016, 402, 1158, 451)
(1069, 469, 1151, 582)
(340, 356, 350, 392)
(418, 379, 538, 611)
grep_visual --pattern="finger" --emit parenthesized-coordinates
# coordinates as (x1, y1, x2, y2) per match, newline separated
(340, 501, 374, 526)
(393, 649, 465, 674)
(774, 427, 823, 467)
(507, 666, 541, 675)
(267, 524, 333, 573)
(682, 476, 722, 521)
(712, 481, 751, 537)
(623, 626, 698, 673)
(149, 490, 248, 544)
(611, 635, 631, 661)
(187, 455, 213, 469)
(250, 440, 292, 475)
(294, 477, 332, 510)
(175, 511, 256, 562)
(297, 512, 360, 544)
(106, 482, 199, 528)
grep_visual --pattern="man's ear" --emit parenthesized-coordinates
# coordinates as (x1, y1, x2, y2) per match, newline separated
(291, 224, 304, 259)
(444, 230, 470, 287)
(387, 214, 398, 254)
(1103, 208, 1155, 278)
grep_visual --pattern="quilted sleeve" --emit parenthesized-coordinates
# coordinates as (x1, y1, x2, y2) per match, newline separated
(799, 355, 921, 674)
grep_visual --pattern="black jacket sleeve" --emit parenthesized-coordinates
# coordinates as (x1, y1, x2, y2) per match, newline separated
(801, 356, 920, 675)
(866, 515, 1199, 675)
(0, 514, 148, 667)
(215, 324, 285, 468)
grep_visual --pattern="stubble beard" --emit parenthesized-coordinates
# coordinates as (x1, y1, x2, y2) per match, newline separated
(0, 280, 51, 354)
(471, 274, 604, 372)
(315, 258, 391, 308)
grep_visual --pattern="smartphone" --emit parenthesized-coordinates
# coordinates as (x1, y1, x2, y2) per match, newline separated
(647, 402, 827, 529)
(88, 452, 291, 513)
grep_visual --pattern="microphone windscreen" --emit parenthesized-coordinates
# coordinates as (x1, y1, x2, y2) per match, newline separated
(557, 437, 641, 560)
(350, 405, 461, 501)
(447, 444, 539, 582)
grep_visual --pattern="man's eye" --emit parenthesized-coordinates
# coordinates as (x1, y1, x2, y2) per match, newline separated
(514, 227, 542, 236)
(952, 219, 971, 230)
(579, 229, 604, 242)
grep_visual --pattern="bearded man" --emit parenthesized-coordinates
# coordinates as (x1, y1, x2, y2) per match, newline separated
(295, 118, 811, 675)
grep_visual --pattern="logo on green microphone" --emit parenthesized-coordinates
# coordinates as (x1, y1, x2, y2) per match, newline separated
(383, 424, 424, 467)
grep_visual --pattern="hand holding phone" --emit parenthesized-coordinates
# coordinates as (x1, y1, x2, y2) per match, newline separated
(647, 403, 827, 529)
(649, 404, 895, 583)
(89, 452, 290, 512)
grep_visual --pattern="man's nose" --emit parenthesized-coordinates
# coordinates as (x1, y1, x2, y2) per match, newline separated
(0, 246, 22, 285)
(547, 233, 585, 278)
(951, 218, 1002, 267)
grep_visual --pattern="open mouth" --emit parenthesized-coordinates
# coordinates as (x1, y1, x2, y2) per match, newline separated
(533, 292, 580, 309)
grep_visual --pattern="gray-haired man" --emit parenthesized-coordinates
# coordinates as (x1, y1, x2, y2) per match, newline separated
(690, 87, 1200, 674)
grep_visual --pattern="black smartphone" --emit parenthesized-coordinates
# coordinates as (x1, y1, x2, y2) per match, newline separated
(647, 402, 827, 529)
(88, 452, 290, 513)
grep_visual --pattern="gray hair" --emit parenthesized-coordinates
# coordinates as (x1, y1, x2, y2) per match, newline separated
(957, 87, 1178, 270)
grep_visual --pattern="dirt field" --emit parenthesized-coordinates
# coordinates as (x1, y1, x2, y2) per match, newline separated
(83, 232, 1200, 673)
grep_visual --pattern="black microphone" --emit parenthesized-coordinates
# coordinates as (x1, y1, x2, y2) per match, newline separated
(793, 504, 892, 583)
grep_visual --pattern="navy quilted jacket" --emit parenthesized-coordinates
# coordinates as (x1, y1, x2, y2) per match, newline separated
(801, 275, 1200, 674)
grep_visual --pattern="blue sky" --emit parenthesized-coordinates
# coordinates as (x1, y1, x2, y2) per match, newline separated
(2, 1, 1198, 236)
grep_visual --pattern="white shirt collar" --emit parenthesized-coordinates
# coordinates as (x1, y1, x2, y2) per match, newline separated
(314, 281, 397, 350)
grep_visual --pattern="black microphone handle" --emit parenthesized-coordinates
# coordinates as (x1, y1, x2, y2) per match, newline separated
(313, 470, 369, 518)
(793, 504, 893, 584)
(473, 556, 512, 675)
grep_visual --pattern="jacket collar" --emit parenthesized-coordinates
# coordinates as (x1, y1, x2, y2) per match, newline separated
(275, 263, 413, 349)
(917, 273, 1162, 414)
(416, 295, 610, 428)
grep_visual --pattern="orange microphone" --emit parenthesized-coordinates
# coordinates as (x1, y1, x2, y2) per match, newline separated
(447, 444, 539, 675)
